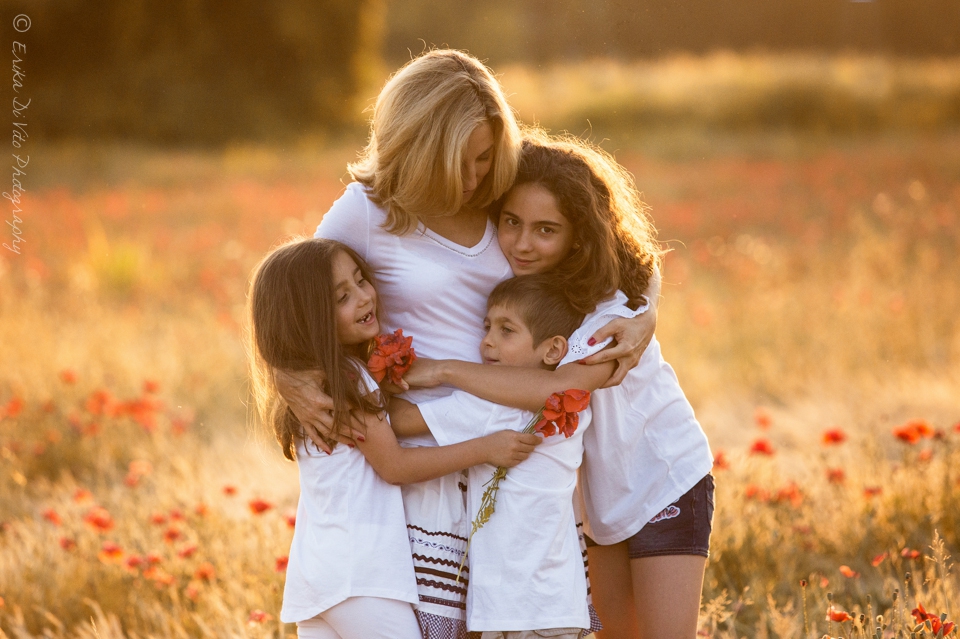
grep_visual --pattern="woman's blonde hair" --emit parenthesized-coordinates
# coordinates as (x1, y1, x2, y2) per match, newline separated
(349, 49, 521, 234)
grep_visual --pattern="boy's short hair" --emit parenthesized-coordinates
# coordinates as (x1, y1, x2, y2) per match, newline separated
(487, 275, 585, 347)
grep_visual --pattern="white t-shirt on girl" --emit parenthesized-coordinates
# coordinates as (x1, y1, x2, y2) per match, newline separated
(280, 366, 418, 624)
(316, 182, 513, 630)
(418, 392, 591, 633)
(562, 290, 714, 545)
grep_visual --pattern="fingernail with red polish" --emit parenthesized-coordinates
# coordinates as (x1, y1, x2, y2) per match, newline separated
(587, 338, 596, 346)
(357, 435, 366, 442)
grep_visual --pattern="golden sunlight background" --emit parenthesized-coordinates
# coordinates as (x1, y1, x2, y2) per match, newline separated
(1, 1, 959, 637)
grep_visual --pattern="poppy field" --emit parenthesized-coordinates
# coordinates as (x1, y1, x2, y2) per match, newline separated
(3, 75, 960, 638)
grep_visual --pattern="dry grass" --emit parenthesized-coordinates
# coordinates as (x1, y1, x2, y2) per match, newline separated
(2, 55, 960, 638)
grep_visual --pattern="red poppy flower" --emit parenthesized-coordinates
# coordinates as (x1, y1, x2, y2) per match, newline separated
(826, 468, 846, 484)
(248, 610, 273, 624)
(839, 565, 859, 578)
(185, 583, 200, 601)
(822, 428, 847, 445)
(918, 449, 933, 462)
(163, 526, 182, 543)
(284, 513, 296, 529)
(744, 484, 770, 502)
(84, 390, 115, 416)
(143, 379, 160, 394)
(222, 485, 237, 496)
(773, 482, 803, 507)
(195, 562, 216, 582)
(901, 547, 921, 560)
(912, 603, 956, 636)
(712, 451, 729, 470)
(533, 390, 590, 439)
(177, 544, 198, 559)
(871, 552, 888, 566)
(275, 555, 289, 572)
(248, 498, 274, 515)
(143, 566, 175, 587)
(194, 503, 209, 517)
(98, 541, 124, 563)
(169, 508, 185, 522)
(863, 486, 883, 498)
(41, 508, 62, 526)
(146, 552, 163, 565)
(893, 419, 934, 444)
(149, 513, 167, 526)
(826, 605, 853, 623)
(125, 555, 145, 570)
(59, 537, 77, 551)
(59, 370, 78, 384)
(754, 407, 772, 429)
(749, 438, 775, 456)
(367, 329, 417, 385)
(83, 506, 115, 532)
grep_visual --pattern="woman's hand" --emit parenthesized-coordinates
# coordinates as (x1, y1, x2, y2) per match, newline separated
(580, 266, 661, 387)
(480, 430, 542, 468)
(273, 369, 365, 454)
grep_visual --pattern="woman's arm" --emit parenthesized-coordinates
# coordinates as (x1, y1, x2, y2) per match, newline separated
(580, 266, 661, 387)
(355, 406, 541, 485)
(403, 359, 616, 413)
(274, 369, 366, 454)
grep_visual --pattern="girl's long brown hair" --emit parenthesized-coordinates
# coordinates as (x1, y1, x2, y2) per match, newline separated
(246, 238, 384, 460)
(492, 131, 662, 314)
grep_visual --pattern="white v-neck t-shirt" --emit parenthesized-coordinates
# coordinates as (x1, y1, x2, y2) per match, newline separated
(316, 182, 513, 445)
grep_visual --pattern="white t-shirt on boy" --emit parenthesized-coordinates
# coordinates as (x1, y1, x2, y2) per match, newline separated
(418, 391, 591, 632)
(280, 365, 418, 623)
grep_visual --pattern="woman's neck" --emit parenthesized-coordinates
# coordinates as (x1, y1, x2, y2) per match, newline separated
(419, 206, 488, 248)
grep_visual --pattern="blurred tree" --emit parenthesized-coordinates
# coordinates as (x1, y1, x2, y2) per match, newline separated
(19, 0, 383, 143)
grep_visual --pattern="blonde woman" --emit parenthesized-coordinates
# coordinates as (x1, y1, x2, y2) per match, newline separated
(277, 50, 659, 638)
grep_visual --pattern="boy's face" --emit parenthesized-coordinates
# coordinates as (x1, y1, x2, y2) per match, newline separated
(480, 304, 551, 369)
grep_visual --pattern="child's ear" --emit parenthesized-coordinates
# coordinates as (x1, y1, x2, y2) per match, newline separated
(541, 336, 569, 367)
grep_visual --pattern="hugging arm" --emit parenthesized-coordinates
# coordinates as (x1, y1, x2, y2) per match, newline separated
(274, 369, 366, 454)
(357, 400, 540, 485)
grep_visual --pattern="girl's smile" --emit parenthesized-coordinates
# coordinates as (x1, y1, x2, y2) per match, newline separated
(332, 250, 380, 346)
(496, 183, 576, 276)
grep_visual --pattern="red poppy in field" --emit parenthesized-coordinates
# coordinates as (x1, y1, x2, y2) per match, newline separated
(367, 329, 417, 385)
(918, 449, 933, 462)
(185, 582, 201, 601)
(222, 485, 237, 496)
(826, 605, 853, 623)
(194, 503, 209, 517)
(754, 407, 772, 430)
(195, 562, 216, 582)
(839, 565, 859, 578)
(169, 508, 185, 522)
(98, 541, 124, 563)
(149, 513, 167, 526)
(163, 527, 182, 543)
(826, 468, 846, 484)
(59, 370, 78, 384)
(177, 544, 198, 559)
(901, 547, 921, 560)
(1, 397, 24, 420)
(712, 451, 729, 470)
(59, 537, 77, 551)
(749, 438, 775, 456)
(143, 566, 175, 587)
(143, 379, 160, 394)
(275, 556, 289, 572)
(171, 416, 190, 436)
(821, 428, 847, 445)
(248, 610, 273, 624)
(84, 389, 115, 416)
(83, 506, 114, 532)
(744, 484, 770, 502)
(41, 508, 62, 526)
(863, 486, 883, 498)
(146, 552, 163, 565)
(912, 603, 956, 636)
(534, 390, 590, 438)
(774, 482, 803, 507)
(954, 421, 960, 433)
(893, 419, 934, 444)
(248, 498, 274, 515)
(125, 555, 145, 570)
(871, 552, 888, 566)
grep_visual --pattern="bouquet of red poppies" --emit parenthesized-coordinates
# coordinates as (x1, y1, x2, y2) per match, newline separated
(367, 329, 417, 385)
(457, 389, 590, 579)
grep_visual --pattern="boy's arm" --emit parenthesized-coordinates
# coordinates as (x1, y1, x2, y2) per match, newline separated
(356, 406, 539, 485)
(404, 359, 616, 413)
(387, 396, 431, 437)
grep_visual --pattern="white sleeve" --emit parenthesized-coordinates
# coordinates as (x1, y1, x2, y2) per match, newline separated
(417, 391, 503, 446)
(314, 183, 373, 261)
(559, 291, 649, 366)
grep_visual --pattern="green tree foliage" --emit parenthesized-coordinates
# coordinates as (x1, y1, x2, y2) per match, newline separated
(21, 0, 382, 143)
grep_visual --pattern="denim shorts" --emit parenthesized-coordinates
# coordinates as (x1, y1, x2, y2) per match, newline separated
(586, 474, 715, 559)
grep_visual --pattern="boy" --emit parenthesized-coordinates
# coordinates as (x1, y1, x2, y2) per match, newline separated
(390, 275, 594, 639)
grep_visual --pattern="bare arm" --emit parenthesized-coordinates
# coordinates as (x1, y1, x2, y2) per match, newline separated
(274, 369, 365, 454)
(405, 359, 615, 414)
(355, 406, 540, 485)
